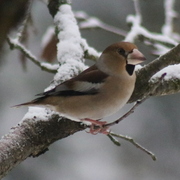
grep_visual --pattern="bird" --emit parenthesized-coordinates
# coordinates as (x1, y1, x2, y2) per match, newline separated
(15, 42, 146, 134)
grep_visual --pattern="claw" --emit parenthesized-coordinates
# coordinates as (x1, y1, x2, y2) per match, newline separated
(82, 118, 110, 135)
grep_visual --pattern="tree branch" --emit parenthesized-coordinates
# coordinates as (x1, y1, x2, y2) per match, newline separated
(129, 43, 180, 102)
(0, 114, 84, 178)
(7, 37, 58, 73)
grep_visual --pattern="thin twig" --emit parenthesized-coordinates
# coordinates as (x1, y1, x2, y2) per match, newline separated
(163, 0, 177, 37)
(85, 72, 167, 131)
(7, 37, 58, 73)
(105, 72, 167, 128)
(80, 21, 127, 37)
(104, 98, 147, 128)
(104, 73, 167, 160)
(75, 11, 127, 37)
(109, 132, 157, 161)
(133, 0, 142, 23)
(107, 133, 121, 146)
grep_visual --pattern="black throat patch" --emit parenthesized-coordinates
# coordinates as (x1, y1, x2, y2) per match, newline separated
(126, 64, 135, 76)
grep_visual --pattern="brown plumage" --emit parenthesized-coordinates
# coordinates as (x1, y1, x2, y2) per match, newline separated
(15, 42, 146, 133)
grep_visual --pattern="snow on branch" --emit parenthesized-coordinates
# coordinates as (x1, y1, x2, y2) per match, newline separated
(125, 0, 179, 55)
(162, 0, 178, 37)
(151, 64, 180, 82)
(149, 63, 180, 96)
(53, 4, 87, 83)
(46, 3, 99, 91)
(129, 43, 180, 102)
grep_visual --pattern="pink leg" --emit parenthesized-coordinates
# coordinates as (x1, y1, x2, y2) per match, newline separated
(82, 118, 110, 135)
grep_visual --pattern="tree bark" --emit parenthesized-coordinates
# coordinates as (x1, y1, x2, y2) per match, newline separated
(0, 115, 84, 178)
(130, 43, 180, 102)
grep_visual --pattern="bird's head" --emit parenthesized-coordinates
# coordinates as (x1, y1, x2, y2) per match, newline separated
(97, 42, 146, 76)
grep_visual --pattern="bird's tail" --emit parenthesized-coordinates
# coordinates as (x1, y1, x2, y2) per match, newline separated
(12, 101, 35, 108)
(12, 96, 46, 108)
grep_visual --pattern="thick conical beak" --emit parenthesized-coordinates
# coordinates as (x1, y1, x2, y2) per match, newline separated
(127, 49, 146, 65)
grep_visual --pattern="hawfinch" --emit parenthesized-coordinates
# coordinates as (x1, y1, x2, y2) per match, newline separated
(16, 42, 146, 134)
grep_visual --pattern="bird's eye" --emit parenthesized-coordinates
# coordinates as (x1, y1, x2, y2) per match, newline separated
(117, 48, 126, 56)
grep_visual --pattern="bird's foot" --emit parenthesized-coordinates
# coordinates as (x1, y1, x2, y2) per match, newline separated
(82, 118, 110, 135)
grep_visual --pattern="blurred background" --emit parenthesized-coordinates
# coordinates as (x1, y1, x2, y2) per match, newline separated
(1, 0, 180, 179)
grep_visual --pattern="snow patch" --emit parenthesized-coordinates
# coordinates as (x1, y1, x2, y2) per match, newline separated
(151, 64, 180, 82)
(41, 62, 59, 71)
(22, 107, 55, 122)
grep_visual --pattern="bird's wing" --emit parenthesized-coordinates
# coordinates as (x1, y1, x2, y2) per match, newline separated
(38, 65, 109, 97)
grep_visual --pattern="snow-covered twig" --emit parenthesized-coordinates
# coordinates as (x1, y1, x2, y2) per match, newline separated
(7, 37, 58, 73)
(75, 11, 127, 37)
(125, 0, 179, 55)
(46, 4, 87, 91)
(46, 3, 99, 91)
(124, 0, 142, 42)
(133, 0, 142, 23)
(130, 43, 180, 102)
(162, 0, 178, 37)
